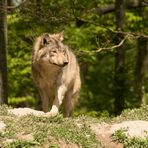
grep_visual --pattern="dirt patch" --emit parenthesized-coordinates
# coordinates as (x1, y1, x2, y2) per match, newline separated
(57, 139, 79, 148)
(43, 136, 79, 148)
(91, 122, 123, 148)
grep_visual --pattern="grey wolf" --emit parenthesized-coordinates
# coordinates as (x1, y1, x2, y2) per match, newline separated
(32, 32, 81, 117)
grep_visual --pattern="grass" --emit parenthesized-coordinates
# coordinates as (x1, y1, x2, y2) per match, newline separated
(113, 105, 148, 122)
(0, 105, 148, 147)
(112, 129, 148, 148)
(111, 105, 148, 148)
(0, 105, 100, 148)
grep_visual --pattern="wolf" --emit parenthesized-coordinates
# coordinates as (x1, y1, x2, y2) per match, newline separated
(32, 32, 81, 117)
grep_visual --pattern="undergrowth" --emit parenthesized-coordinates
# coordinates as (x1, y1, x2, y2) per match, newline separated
(114, 105, 148, 122)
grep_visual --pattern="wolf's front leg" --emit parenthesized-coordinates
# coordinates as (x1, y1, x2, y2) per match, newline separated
(45, 85, 67, 117)
(39, 89, 49, 112)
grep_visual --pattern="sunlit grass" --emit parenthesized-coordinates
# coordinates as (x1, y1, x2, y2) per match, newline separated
(0, 105, 100, 147)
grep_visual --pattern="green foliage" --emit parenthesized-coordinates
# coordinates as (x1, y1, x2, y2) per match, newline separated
(112, 129, 148, 148)
(7, 14, 35, 98)
(8, 97, 35, 108)
(114, 105, 148, 122)
(111, 106, 148, 147)
(7, 0, 148, 114)
(112, 129, 128, 143)
(5, 140, 39, 148)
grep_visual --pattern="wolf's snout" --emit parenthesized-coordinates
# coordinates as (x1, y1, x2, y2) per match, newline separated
(64, 61, 68, 66)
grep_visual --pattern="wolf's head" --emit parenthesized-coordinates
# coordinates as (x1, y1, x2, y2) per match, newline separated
(36, 32, 69, 67)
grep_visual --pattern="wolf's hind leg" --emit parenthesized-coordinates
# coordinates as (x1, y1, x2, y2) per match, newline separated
(63, 90, 79, 117)
(64, 76, 81, 117)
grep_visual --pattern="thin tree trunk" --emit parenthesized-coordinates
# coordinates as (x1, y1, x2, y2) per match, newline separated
(7, 0, 12, 6)
(134, 37, 148, 105)
(114, 0, 125, 115)
(0, 0, 8, 104)
(134, 0, 148, 105)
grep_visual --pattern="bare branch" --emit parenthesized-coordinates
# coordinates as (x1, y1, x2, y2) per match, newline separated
(78, 31, 148, 54)
(108, 29, 148, 39)
(80, 35, 129, 54)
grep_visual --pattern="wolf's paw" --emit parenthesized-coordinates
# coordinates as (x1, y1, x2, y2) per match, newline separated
(44, 110, 59, 117)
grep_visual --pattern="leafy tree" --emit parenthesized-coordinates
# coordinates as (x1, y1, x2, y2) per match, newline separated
(6, 0, 148, 114)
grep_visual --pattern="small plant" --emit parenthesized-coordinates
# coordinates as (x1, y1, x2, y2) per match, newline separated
(112, 129, 148, 148)
(112, 129, 128, 143)
(5, 140, 40, 148)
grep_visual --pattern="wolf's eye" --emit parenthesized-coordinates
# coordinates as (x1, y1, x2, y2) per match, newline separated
(52, 50, 57, 53)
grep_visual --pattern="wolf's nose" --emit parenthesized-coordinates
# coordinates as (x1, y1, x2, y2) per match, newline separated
(64, 61, 68, 66)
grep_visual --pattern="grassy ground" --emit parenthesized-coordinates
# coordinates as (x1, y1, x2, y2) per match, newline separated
(0, 105, 148, 147)
(111, 105, 148, 148)
(0, 105, 100, 148)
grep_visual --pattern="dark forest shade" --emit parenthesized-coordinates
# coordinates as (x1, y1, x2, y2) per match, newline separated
(0, 0, 8, 104)
(114, 0, 125, 115)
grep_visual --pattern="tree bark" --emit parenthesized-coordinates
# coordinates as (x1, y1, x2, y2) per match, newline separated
(114, 0, 125, 115)
(134, 38, 148, 105)
(7, 0, 12, 6)
(134, 0, 148, 105)
(0, 0, 8, 104)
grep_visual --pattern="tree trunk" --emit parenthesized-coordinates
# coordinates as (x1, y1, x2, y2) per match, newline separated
(114, 0, 125, 115)
(7, 0, 12, 6)
(134, 37, 148, 105)
(134, 0, 148, 105)
(0, 0, 8, 104)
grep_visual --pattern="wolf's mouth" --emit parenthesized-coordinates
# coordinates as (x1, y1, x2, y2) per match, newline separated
(50, 62, 68, 67)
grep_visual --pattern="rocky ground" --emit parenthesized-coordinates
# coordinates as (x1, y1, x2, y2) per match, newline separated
(3, 108, 148, 148)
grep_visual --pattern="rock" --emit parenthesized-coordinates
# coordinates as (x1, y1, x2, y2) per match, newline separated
(91, 120, 148, 148)
(110, 120, 148, 138)
(8, 108, 45, 116)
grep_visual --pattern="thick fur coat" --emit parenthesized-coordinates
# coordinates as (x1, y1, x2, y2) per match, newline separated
(32, 32, 81, 117)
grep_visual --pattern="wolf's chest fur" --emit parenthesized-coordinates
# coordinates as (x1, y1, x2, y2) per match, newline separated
(33, 62, 63, 102)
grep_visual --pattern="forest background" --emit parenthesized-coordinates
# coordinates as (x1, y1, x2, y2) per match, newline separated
(0, 0, 148, 116)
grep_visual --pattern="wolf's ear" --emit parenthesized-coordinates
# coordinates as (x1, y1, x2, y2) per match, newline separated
(41, 33, 50, 46)
(58, 31, 64, 41)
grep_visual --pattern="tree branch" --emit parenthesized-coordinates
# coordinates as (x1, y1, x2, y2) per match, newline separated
(80, 35, 129, 54)
(95, 1, 148, 15)
(78, 31, 148, 54)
